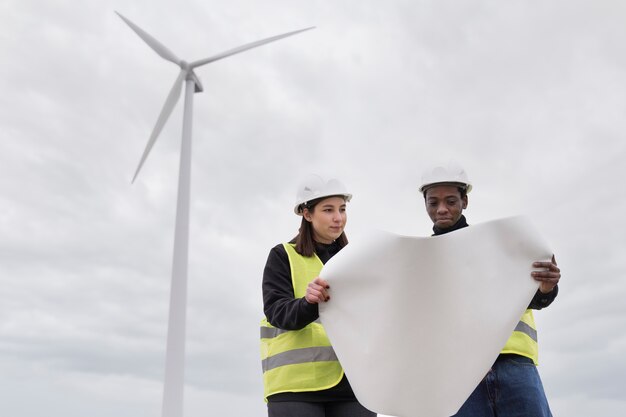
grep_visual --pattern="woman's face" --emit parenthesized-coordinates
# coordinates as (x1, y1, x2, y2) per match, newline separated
(303, 196, 347, 244)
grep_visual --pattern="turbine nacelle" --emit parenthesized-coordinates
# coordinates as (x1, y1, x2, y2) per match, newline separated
(187, 71, 203, 93)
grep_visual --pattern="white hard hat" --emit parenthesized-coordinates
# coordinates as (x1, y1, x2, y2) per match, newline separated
(294, 175, 352, 215)
(419, 162, 472, 194)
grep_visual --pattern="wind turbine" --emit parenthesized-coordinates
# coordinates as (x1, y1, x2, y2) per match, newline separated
(116, 12, 313, 417)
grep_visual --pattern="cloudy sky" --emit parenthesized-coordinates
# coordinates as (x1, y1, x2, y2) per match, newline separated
(1, 0, 625, 416)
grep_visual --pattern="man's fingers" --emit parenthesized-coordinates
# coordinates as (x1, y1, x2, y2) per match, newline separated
(532, 270, 560, 279)
(533, 261, 560, 273)
(541, 274, 559, 282)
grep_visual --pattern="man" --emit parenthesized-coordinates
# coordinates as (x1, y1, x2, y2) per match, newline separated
(419, 162, 561, 417)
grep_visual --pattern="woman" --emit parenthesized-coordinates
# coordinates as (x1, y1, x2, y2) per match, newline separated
(260, 175, 375, 417)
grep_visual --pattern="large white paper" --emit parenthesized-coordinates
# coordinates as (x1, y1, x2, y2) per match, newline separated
(319, 216, 552, 417)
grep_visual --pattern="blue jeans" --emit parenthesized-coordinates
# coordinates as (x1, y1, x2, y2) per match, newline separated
(452, 354, 552, 417)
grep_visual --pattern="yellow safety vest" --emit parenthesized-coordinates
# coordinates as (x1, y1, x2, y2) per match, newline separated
(260, 243, 344, 401)
(501, 309, 539, 364)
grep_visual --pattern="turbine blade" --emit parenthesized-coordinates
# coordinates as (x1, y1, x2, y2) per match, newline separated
(131, 69, 187, 183)
(116, 11, 181, 65)
(190, 26, 315, 68)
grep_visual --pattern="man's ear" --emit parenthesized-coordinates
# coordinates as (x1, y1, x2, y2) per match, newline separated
(462, 195, 468, 210)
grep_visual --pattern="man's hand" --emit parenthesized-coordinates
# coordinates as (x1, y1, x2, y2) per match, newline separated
(305, 277, 330, 304)
(532, 254, 561, 294)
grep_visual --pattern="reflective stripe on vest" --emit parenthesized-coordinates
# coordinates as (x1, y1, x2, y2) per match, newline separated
(501, 309, 539, 364)
(260, 319, 323, 339)
(514, 319, 538, 342)
(260, 244, 344, 400)
(262, 346, 338, 372)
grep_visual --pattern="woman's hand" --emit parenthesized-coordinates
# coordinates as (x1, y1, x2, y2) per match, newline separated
(305, 277, 331, 304)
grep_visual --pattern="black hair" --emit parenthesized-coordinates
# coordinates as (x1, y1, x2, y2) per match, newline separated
(423, 183, 468, 199)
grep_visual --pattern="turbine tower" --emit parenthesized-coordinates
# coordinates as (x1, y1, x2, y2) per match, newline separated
(116, 12, 313, 417)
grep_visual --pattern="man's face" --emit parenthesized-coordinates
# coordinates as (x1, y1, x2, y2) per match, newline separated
(424, 185, 468, 229)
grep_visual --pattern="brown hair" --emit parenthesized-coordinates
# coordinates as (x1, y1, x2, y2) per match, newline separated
(290, 196, 349, 257)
